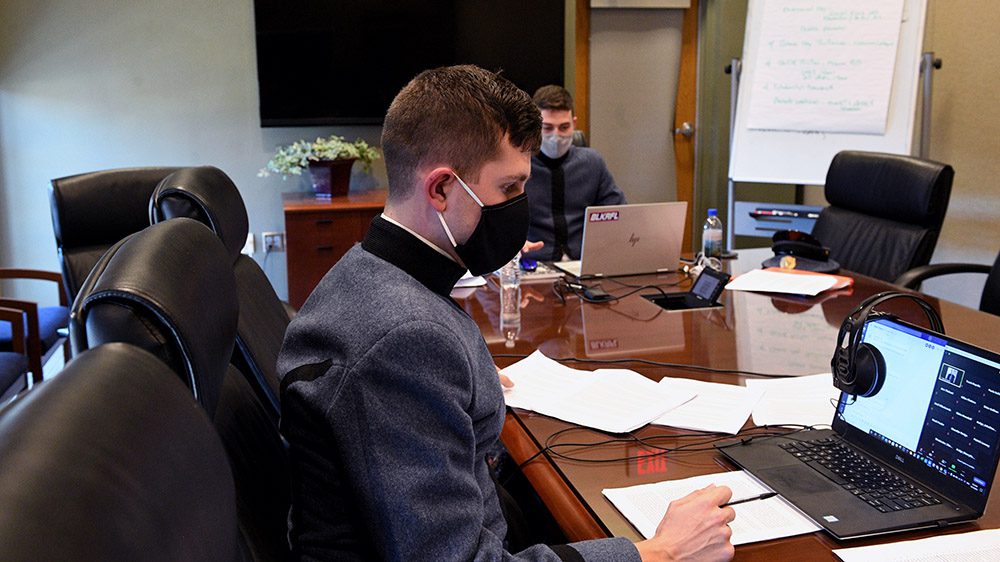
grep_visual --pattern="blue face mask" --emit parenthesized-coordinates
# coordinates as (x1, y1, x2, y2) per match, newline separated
(436, 172, 529, 276)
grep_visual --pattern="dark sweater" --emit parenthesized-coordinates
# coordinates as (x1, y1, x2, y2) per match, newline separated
(278, 217, 639, 561)
(525, 146, 626, 262)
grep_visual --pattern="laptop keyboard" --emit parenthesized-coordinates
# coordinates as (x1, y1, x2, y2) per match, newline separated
(779, 438, 942, 513)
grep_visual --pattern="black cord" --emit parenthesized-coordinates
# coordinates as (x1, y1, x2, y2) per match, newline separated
(492, 353, 800, 379)
(510, 424, 821, 473)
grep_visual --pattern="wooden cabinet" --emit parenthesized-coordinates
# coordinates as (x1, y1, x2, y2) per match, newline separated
(283, 190, 386, 308)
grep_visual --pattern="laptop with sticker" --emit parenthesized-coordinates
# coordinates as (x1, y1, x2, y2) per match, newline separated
(553, 202, 688, 279)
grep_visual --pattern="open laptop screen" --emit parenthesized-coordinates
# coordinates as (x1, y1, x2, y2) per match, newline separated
(834, 317, 1000, 509)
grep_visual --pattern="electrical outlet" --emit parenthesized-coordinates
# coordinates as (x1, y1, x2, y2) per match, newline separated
(263, 231, 285, 252)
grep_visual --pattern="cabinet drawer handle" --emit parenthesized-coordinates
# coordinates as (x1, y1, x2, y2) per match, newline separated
(314, 219, 334, 225)
(315, 245, 334, 252)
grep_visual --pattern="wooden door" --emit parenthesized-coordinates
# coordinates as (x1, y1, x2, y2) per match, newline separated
(575, 0, 700, 252)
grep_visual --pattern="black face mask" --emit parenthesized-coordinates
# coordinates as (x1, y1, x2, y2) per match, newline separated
(437, 172, 529, 276)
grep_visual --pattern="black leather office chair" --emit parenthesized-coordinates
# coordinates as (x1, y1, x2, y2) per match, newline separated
(811, 151, 954, 282)
(895, 250, 1000, 317)
(0, 343, 241, 562)
(0, 307, 28, 403)
(150, 166, 292, 418)
(49, 166, 180, 302)
(71, 218, 290, 562)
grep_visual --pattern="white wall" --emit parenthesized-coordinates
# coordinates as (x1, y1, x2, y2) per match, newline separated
(0, 0, 384, 302)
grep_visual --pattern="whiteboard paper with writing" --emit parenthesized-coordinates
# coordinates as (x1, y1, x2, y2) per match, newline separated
(729, 0, 927, 185)
(746, 0, 904, 134)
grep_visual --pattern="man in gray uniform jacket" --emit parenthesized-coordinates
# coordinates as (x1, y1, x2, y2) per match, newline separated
(278, 65, 736, 561)
(523, 85, 626, 262)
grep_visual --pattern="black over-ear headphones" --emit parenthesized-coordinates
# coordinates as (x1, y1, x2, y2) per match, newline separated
(832, 291, 944, 398)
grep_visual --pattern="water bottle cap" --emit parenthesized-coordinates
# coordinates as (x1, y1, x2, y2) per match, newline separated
(708, 208, 718, 217)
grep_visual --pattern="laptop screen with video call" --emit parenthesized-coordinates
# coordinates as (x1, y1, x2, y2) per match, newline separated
(834, 317, 1000, 510)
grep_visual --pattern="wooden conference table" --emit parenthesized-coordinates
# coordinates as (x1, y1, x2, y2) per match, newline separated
(460, 248, 1000, 559)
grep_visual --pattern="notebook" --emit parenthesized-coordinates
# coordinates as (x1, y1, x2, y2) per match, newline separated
(721, 316, 1000, 540)
(553, 202, 687, 279)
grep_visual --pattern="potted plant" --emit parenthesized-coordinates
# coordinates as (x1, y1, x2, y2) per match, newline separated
(259, 135, 380, 197)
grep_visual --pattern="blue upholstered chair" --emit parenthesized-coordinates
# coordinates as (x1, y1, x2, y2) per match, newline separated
(0, 306, 29, 403)
(0, 269, 68, 384)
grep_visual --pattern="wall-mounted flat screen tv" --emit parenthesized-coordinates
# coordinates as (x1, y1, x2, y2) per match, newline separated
(254, 1, 565, 126)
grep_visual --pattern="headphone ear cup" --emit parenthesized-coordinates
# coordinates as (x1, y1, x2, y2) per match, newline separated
(853, 343, 887, 398)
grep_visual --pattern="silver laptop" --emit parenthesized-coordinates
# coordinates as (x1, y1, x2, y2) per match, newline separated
(554, 202, 688, 278)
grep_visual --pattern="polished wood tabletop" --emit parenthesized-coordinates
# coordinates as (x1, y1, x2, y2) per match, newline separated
(460, 248, 1000, 559)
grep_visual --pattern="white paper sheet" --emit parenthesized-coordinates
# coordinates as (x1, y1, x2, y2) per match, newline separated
(603, 471, 820, 545)
(501, 352, 695, 434)
(746, 373, 840, 427)
(653, 378, 764, 434)
(833, 528, 1000, 561)
(725, 268, 838, 296)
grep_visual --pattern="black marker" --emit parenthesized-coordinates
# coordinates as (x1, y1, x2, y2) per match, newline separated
(721, 491, 778, 507)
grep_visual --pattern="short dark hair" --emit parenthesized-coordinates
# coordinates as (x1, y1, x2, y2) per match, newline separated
(381, 65, 541, 202)
(532, 85, 574, 113)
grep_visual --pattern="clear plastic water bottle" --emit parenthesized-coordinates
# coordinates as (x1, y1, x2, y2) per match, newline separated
(702, 208, 724, 259)
(498, 255, 521, 347)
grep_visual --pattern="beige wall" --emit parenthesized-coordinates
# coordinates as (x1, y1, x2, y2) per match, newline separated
(920, 3, 1000, 306)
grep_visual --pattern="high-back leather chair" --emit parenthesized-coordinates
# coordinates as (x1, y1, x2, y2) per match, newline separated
(71, 219, 290, 561)
(0, 343, 240, 562)
(150, 166, 291, 418)
(49, 166, 180, 302)
(811, 151, 953, 282)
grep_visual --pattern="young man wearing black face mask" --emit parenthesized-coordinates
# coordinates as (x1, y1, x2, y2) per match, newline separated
(523, 85, 627, 263)
(278, 65, 736, 562)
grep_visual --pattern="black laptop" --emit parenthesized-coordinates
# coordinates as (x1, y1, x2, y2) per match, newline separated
(721, 316, 1000, 539)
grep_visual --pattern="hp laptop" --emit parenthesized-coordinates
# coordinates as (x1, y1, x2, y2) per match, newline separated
(554, 202, 687, 278)
(721, 316, 1000, 539)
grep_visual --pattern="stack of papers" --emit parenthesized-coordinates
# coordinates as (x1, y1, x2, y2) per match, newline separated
(603, 471, 820, 544)
(653, 378, 764, 434)
(501, 351, 695, 433)
(746, 373, 840, 428)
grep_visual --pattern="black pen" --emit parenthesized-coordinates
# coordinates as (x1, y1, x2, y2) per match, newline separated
(721, 491, 778, 507)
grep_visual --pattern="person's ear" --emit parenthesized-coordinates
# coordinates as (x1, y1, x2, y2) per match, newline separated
(423, 167, 454, 213)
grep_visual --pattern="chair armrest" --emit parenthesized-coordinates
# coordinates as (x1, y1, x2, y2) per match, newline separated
(0, 307, 27, 354)
(0, 298, 42, 378)
(894, 263, 992, 289)
(0, 268, 68, 306)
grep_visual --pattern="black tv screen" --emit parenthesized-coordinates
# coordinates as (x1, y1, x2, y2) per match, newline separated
(254, 1, 565, 126)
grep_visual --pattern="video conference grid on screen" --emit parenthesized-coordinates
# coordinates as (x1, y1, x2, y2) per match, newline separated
(839, 318, 1000, 495)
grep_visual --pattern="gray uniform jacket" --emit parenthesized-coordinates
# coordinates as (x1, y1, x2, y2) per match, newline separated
(278, 217, 640, 561)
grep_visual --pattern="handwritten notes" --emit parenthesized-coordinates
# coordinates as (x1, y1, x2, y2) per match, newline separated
(746, 0, 905, 134)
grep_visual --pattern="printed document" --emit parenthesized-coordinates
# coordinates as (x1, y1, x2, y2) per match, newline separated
(653, 378, 764, 434)
(603, 471, 820, 544)
(501, 351, 694, 434)
(746, 373, 839, 428)
(834, 528, 1000, 561)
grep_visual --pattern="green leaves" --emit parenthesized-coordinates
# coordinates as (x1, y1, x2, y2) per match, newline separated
(259, 135, 380, 178)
